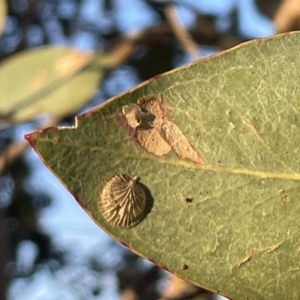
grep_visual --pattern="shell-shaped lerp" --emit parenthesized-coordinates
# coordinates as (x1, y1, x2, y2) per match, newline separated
(98, 174, 147, 228)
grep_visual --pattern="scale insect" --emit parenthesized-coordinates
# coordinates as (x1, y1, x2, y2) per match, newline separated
(98, 174, 147, 228)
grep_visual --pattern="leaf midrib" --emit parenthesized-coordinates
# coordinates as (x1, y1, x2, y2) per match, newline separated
(37, 138, 300, 181)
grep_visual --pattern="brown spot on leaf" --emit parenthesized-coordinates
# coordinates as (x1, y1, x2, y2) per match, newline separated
(136, 128, 171, 156)
(117, 95, 205, 163)
(162, 120, 205, 164)
(180, 263, 188, 270)
(185, 197, 193, 203)
(144, 95, 167, 131)
(122, 103, 155, 129)
(136, 97, 145, 105)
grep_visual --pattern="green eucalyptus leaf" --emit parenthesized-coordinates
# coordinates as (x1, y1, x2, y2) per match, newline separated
(26, 32, 300, 300)
(0, 47, 107, 124)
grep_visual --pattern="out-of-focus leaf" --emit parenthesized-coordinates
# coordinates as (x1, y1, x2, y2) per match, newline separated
(0, 47, 107, 124)
(26, 32, 300, 300)
(0, 0, 6, 36)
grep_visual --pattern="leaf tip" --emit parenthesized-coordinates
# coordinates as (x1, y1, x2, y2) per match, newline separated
(24, 132, 37, 148)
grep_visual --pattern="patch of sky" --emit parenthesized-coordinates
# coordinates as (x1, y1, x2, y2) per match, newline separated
(112, 0, 159, 36)
(237, 0, 275, 38)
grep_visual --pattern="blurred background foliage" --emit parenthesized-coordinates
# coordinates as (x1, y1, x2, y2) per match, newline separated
(0, 0, 299, 299)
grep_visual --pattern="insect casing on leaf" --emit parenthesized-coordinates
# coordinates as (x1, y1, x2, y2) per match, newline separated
(98, 174, 147, 228)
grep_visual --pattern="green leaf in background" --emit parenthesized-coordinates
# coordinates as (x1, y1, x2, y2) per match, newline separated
(0, 46, 106, 124)
(0, 0, 6, 36)
(26, 31, 300, 300)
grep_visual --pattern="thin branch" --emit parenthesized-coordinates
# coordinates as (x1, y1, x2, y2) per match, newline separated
(110, 31, 143, 67)
(159, 274, 212, 300)
(0, 140, 28, 175)
(0, 117, 60, 175)
(164, 4, 200, 59)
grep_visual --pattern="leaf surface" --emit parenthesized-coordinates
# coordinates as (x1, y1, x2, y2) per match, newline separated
(26, 32, 300, 300)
